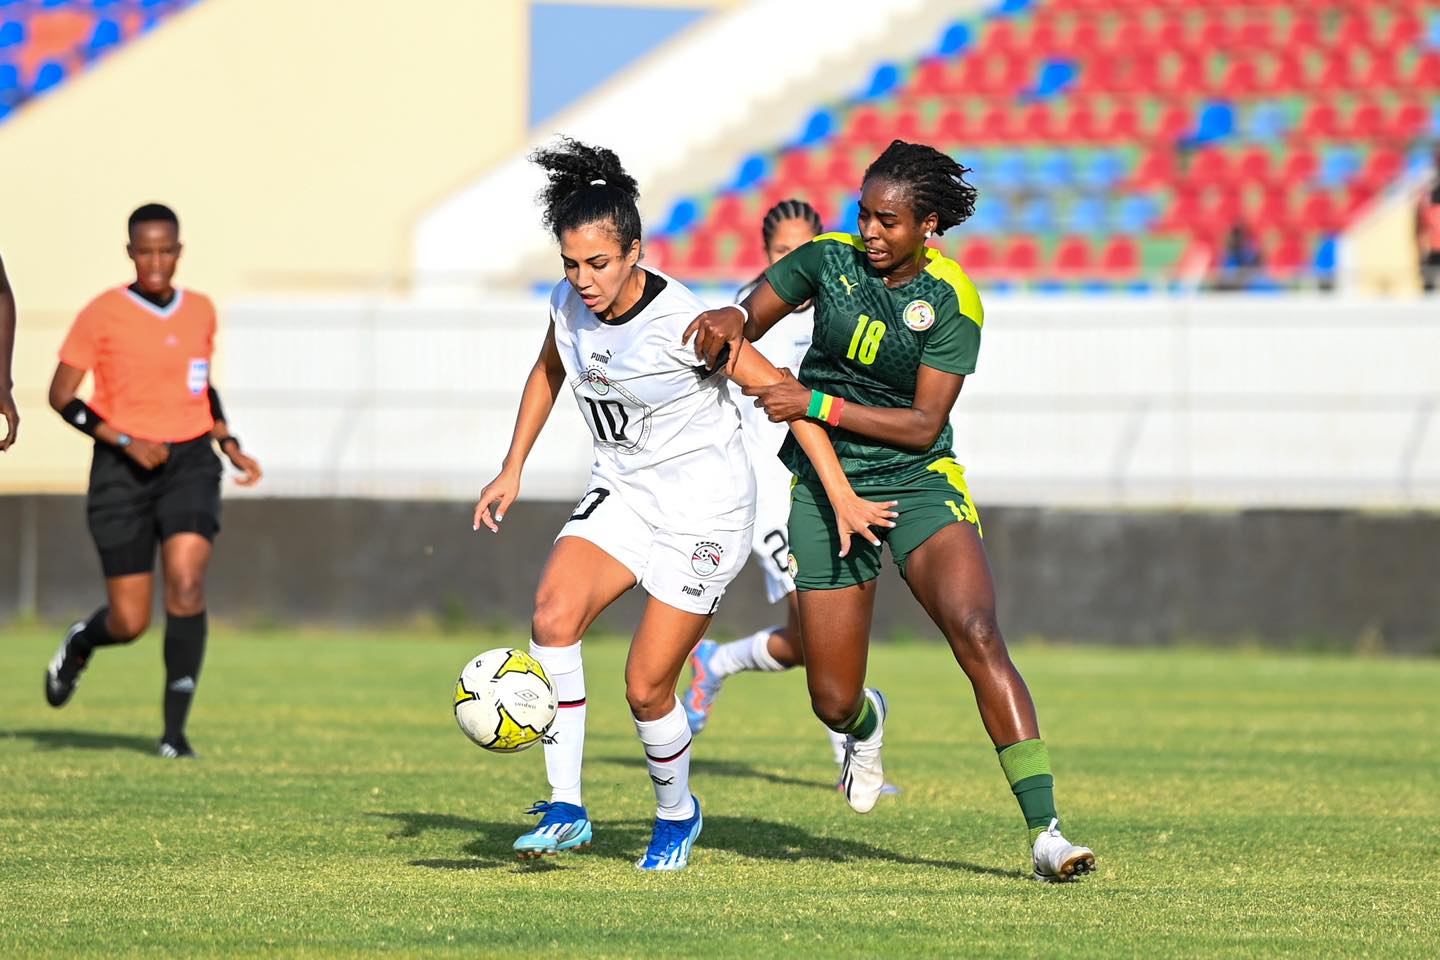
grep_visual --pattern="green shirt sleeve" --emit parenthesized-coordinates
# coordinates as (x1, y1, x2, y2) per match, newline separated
(920, 288, 982, 376)
(763, 238, 827, 306)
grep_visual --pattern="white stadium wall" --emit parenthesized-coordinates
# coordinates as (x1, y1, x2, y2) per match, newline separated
(206, 294, 1440, 510)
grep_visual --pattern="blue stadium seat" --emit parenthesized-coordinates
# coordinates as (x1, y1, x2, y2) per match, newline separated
(1188, 102, 1235, 145)
(859, 63, 900, 101)
(0, 101, 10, 122)
(661, 198, 698, 235)
(990, 151, 1029, 192)
(1028, 60, 1076, 100)
(1079, 151, 1126, 191)
(795, 109, 833, 147)
(0, 63, 17, 95)
(995, 0, 1033, 15)
(87, 18, 122, 56)
(1313, 236, 1337, 278)
(0, 20, 23, 48)
(1427, 13, 1440, 49)
(1038, 150, 1076, 186)
(1017, 196, 1055, 233)
(1317, 148, 1361, 188)
(32, 61, 65, 94)
(967, 195, 1008, 233)
(1116, 194, 1159, 233)
(1066, 196, 1107, 234)
(731, 154, 766, 190)
(935, 22, 969, 57)
(829, 195, 859, 233)
(1244, 104, 1289, 142)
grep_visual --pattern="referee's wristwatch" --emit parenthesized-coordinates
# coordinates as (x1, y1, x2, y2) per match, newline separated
(116, 433, 132, 449)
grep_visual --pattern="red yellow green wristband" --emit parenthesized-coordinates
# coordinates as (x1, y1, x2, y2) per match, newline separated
(807, 390, 844, 426)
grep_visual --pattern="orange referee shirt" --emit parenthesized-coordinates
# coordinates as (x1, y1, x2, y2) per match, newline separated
(59, 287, 217, 442)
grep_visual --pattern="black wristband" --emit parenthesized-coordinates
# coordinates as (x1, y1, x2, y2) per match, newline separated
(218, 435, 240, 452)
(61, 398, 103, 438)
(208, 385, 227, 423)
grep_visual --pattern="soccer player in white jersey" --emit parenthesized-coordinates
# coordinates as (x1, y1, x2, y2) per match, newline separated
(473, 139, 897, 871)
(683, 199, 899, 796)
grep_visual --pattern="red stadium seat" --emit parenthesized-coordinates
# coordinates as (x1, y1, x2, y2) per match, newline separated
(983, 20, 1019, 54)
(1390, 102, 1430, 141)
(709, 194, 749, 232)
(1221, 59, 1261, 96)
(1020, 102, 1055, 141)
(958, 237, 996, 275)
(1099, 236, 1140, 277)
(842, 106, 890, 147)
(1156, 104, 1193, 140)
(1002, 237, 1040, 277)
(1252, 188, 1292, 230)
(1297, 193, 1341, 233)
(1300, 102, 1342, 140)
(1317, 51, 1353, 91)
(1107, 103, 1142, 142)
(1415, 53, 1440, 89)
(1236, 19, 1275, 50)
(1359, 149, 1405, 191)
(1359, 50, 1399, 91)
(1189, 149, 1233, 185)
(894, 108, 927, 143)
(1335, 13, 1372, 50)
(934, 107, 970, 146)
(1279, 149, 1319, 185)
(1267, 235, 1306, 277)
(1285, 16, 1321, 50)
(1237, 148, 1273, 186)
(1269, 51, 1307, 91)
(1382, 13, 1422, 49)
(731, 240, 766, 277)
(1349, 102, 1386, 140)
(1054, 236, 1092, 275)
(822, 150, 859, 191)
(1130, 149, 1176, 187)
(978, 103, 1018, 142)
(684, 233, 717, 274)
(645, 237, 674, 273)
(1064, 104, 1101, 141)
(908, 59, 955, 98)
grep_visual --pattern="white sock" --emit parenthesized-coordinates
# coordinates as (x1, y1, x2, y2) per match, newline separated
(710, 626, 788, 678)
(827, 726, 848, 766)
(634, 697, 695, 820)
(530, 640, 585, 807)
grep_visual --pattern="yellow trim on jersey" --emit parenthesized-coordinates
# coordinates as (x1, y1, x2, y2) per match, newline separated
(813, 232, 867, 251)
(923, 248, 985, 328)
(926, 457, 983, 536)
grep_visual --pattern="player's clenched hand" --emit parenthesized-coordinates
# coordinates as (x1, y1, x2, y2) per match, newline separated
(832, 494, 899, 559)
(474, 471, 520, 533)
(226, 448, 263, 486)
(683, 305, 745, 376)
(0, 387, 18, 451)
(125, 437, 170, 470)
(742, 368, 810, 423)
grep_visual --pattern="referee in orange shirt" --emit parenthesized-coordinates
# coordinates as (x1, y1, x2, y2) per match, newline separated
(45, 203, 261, 758)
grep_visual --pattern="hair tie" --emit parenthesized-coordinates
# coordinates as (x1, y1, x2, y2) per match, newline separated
(590, 178, 606, 186)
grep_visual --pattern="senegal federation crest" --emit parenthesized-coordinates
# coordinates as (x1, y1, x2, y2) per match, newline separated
(691, 541, 724, 577)
(904, 300, 935, 332)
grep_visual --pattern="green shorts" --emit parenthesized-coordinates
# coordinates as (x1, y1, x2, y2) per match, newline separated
(787, 456, 982, 591)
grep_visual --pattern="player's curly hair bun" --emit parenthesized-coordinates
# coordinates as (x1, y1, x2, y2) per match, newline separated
(863, 140, 978, 236)
(530, 137, 643, 249)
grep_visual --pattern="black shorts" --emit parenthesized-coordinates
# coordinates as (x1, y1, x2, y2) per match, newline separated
(87, 436, 223, 578)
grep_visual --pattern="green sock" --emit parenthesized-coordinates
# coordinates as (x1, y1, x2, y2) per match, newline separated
(997, 739, 1058, 843)
(832, 695, 878, 741)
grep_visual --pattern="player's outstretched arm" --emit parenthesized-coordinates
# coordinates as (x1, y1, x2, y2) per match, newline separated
(729, 342, 896, 558)
(684, 279, 796, 377)
(475, 322, 566, 533)
(0, 255, 17, 451)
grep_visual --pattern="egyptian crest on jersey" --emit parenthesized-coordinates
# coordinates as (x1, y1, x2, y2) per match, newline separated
(585, 367, 611, 396)
(903, 300, 936, 332)
(691, 540, 724, 577)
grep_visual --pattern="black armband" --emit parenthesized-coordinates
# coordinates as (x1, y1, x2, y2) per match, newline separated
(218, 435, 240, 452)
(207, 385, 227, 423)
(61, 398, 103, 438)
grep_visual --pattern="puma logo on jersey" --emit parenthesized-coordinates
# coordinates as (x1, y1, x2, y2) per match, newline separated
(589, 349, 613, 364)
(681, 584, 706, 597)
(839, 274, 858, 296)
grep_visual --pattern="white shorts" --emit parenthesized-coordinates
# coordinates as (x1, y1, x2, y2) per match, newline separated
(555, 485, 751, 616)
(735, 393, 798, 605)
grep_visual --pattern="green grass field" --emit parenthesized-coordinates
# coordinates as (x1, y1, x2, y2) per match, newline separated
(2, 625, 1437, 958)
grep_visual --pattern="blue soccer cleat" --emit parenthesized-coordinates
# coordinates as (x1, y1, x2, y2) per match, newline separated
(636, 797, 703, 871)
(683, 639, 724, 734)
(512, 801, 592, 859)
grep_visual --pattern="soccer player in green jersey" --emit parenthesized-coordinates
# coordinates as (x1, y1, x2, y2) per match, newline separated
(685, 140, 1096, 881)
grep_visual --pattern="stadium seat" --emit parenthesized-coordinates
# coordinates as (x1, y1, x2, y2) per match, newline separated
(1390, 102, 1429, 141)
(1243, 103, 1289, 142)
(1116, 194, 1160, 232)
(1065, 196, 1107, 234)
(86, 17, 120, 56)
(1282, 149, 1319, 185)
(1237, 148, 1273, 186)
(958, 237, 996, 274)
(1018, 196, 1056, 234)
(935, 21, 970, 57)
(0, 20, 23, 48)
(1099, 235, 1140, 276)
(708, 194, 749, 233)
(32, 60, 64, 94)
(661, 198, 699, 235)
(732, 154, 767, 191)
(1297, 193, 1341, 232)
(1300, 102, 1342, 140)
(1316, 148, 1362, 188)
(909, 59, 956, 98)
(1038, 150, 1076, 187)
(795, 109, 834, 147)
(1267, 235, 1306, 278)
(934, 106, 969, 145)
(1350, 102, 1387, 141)
(1002, 236, 1041, 277)
(1054, 235, 1092, 275)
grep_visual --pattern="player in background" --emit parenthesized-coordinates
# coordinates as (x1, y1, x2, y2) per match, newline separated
(474, 139, 895, 871)
(686, 141, 1096, 882)
(44, 203, 263, 758)
(684, 199, 898, 796)
(0, 254, 18, 451)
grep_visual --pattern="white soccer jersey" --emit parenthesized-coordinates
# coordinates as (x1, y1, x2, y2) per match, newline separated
(550, 269, 755, 533)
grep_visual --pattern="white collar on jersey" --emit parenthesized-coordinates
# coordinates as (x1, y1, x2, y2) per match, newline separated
(124, 287, 186, 319)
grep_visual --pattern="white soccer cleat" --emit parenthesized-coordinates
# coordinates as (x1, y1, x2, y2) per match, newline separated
(839, 688, 887, 814)
(1031, 818, 1096, 882)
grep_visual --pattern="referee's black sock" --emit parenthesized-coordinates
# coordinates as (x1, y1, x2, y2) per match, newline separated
(163, 611, 207, 742)
(71, 607, 133, 658)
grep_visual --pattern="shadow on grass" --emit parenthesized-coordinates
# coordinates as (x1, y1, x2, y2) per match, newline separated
(2, 728, 155, 754)
(374, 810, 1016, 878)
(595, 754, 833, 792)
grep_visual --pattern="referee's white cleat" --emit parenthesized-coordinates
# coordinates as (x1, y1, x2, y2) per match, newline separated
(1031, 818, 1096, 882)
(44, 621, 88, 708)
(839, 688, 888, 814)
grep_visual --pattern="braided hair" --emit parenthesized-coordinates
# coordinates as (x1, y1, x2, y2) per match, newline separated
(739, 198, 825, 297)
(861, 140, 977, 235)
(530, 137, 642, 249)
(761, 198, 824, 250)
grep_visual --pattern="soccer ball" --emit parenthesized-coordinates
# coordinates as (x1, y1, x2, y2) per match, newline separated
(453, 648, 557, 753)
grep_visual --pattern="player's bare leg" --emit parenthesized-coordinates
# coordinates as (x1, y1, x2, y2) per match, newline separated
(515, 536, 637, 858)
(905, 523, 1094, 880)
(796, 581, 890, 813)
(46, 573, 150, 708)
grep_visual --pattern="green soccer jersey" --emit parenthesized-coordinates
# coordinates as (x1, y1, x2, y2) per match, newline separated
(763, 232, 984, 485)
